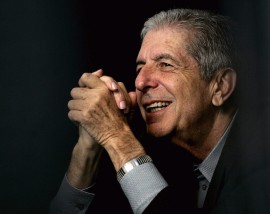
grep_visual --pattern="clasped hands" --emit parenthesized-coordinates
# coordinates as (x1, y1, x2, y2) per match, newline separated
(66, 69, 145, 188)
(67, 69, 137, 149)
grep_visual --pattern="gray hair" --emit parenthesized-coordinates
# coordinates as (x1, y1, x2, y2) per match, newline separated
(141, 9, 236, 81)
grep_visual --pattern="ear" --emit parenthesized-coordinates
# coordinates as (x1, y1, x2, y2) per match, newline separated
(211, 68, 237, 107)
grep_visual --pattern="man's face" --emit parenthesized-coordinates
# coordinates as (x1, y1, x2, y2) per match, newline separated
(135, 28, 215, 141)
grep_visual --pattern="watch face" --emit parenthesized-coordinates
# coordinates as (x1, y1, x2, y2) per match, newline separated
(123, 161, 138, 173)
(117, 155, 152, 181)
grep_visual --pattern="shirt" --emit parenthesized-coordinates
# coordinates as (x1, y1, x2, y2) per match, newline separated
(120, 113, 237, 213)
(50, 113, 237, 214)
(195, 112, 236, 207)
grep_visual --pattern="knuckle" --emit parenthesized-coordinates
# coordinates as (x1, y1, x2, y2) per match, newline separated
(101, 75, 113, 81)
(70, 88, 76, 97)
(100, 76, 116, 88)
(118, 82, 125, 89)
(118, 82, 127, 92)
(68, 111, 73, 119)
(100, 86, 110, 95)
(81, 111, 89, 121)
(67, 100, 72, 109)
(82, 72, 89, 78)
(79, 73, 90, 84)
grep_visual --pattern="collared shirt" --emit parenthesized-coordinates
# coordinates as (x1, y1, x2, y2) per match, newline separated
(120, 113, 237, 213)
(51, 113, 237, 214)
(195, 112, 237, 207)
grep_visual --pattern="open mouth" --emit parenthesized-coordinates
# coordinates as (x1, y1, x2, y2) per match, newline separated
(145, 101, 171, 113)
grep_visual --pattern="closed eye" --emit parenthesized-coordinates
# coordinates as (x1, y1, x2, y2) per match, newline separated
(136, 60, 144, 75)
(136, 67, 142, 75)
(160, 62, 172, 67)
(158, 62, 175, 72)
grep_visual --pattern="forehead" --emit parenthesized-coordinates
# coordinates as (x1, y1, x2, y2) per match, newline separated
(137, 27, 193, 61)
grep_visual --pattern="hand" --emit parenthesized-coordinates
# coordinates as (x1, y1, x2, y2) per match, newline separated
(66, 70, 143, 189)
(91, 69, 137, 117)
(68, 71, 145, 170)
(68, 71, 129, 146)
(70, 69, 136, 149)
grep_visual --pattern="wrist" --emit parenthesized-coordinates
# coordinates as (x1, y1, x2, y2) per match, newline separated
(77, 125, 101, 150)
(77, 135, 101, 151)
(67, 139, 103, 189)
(103, 132, 146, 171)
(117, 154, 153, 181)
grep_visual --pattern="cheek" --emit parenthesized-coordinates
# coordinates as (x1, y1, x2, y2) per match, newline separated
(173, 82, 211, 118)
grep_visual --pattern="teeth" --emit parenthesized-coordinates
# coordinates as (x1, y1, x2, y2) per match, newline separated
(145, 102, 170, 112)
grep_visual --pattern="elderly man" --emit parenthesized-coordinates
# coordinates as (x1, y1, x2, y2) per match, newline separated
(50, 8, 269, 214)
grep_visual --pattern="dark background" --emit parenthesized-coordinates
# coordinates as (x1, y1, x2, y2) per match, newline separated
(0, 0, 269, 213)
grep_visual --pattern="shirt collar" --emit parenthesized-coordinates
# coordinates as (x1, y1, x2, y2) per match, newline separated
(198, 112, 237, 182)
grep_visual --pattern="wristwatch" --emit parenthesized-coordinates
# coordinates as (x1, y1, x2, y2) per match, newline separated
(116, 155, 153, 181)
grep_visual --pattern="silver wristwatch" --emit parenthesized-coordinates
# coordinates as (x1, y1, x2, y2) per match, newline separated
(116, 155, 153, 181)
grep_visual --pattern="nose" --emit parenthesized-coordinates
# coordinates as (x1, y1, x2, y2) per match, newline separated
(135, 66, 158, 92)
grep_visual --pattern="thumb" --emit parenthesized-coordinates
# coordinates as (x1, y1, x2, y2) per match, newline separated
(92, 69, 103, 78)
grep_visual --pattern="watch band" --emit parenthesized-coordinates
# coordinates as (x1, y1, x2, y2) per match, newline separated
(116, 155, 153, 181)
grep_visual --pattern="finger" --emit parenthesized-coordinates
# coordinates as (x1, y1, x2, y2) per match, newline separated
(92, 69, 103, 78)
(127, 91, 137, 122)
(100, 75, 120, 92)
(128, 91, 137, 109)
(99, 77, 127, 110)
(113, 89, 126, 110)
(68, 110, 85, 124)
(70, 87, 90, 100)
(78, 69, 103, 87)
(78, 72, 105, 89)
(89, 73, 127, 110)
(68, 99, 87, 111)
(118, 82, 128, 94)
(117, 82, 130, 113)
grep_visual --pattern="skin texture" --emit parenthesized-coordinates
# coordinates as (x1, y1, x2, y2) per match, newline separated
(67, 71, 145, 188)
(66, 26, 237, 188)
(136, 28, 236, 159)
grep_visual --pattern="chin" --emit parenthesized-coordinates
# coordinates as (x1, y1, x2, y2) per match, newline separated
(147, 126, 171, 138)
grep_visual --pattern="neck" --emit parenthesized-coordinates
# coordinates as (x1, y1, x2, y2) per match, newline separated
(172, 107, 237, 160)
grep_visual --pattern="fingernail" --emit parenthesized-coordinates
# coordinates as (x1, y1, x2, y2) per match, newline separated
(120, 101, 126, 109)
(111, 82, 118, 90)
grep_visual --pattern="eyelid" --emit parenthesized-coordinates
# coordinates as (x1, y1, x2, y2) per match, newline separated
(136, 66, 142, 74)
(163, 63, 172, 66)
(159, 62, 173, 67)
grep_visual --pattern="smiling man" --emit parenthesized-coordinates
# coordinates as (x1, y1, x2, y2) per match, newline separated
(50, 9, 269, 214)
(135, 26, 235, 161)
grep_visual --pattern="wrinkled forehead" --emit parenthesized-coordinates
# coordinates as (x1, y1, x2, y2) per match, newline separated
(137, 27, 194, 61)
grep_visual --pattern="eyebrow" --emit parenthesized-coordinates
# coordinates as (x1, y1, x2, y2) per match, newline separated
(153, 53, 175, 62)
(136, 53, 176, 66)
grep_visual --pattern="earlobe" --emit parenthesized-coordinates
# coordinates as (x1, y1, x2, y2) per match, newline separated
(211, 68, 237, 107)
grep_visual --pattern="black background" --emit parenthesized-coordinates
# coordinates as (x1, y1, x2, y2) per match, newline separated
(1, 0, 269, 213)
